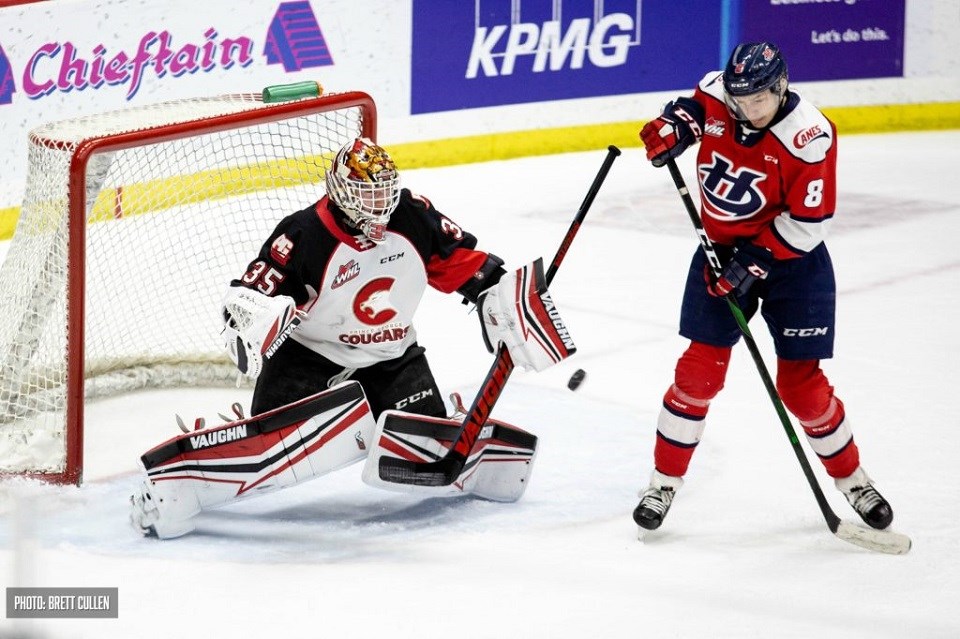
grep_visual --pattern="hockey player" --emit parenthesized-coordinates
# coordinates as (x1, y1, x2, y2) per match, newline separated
(130, 137, 575, 538)
(633, 42, 895, 532)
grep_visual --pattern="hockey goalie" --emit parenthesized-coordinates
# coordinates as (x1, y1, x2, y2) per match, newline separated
(130, 138, 576, 538)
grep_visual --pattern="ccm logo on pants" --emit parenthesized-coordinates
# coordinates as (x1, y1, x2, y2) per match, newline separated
(783, 327, 829, 337)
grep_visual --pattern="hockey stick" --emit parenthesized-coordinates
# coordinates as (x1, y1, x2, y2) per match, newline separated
(664, 158, 911, 555)
(377, 145, 622, 486)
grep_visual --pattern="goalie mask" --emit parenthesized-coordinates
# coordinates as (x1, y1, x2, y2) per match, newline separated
(325, 137, 401, 243)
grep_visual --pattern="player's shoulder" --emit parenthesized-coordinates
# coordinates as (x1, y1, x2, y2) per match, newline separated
(282, 201, 326, 231)
(270, 201, 340, 257)
(390, 189, 439, 229)
(697, 71, 725, 101)
(769, 92, 835, 163)
(398, 188, 435, 213)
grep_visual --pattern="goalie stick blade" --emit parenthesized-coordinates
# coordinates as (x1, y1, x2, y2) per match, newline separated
(834, 521, 912, 555)
(377, 454, 466, 487)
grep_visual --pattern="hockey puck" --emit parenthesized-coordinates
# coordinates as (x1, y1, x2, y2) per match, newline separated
(567, 369, 586, 391)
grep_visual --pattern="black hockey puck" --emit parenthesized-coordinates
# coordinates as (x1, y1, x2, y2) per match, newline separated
(567, 369, 586, 391)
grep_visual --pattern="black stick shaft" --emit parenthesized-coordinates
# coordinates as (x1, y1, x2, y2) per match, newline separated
(450, 144, 622, 460)
(378, 146, 621, 486)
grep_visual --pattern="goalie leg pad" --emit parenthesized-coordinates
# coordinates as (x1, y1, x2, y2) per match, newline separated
(132, 381, 376, 538)
(478, 257, 576, 372)
(361, 410, 538, 502)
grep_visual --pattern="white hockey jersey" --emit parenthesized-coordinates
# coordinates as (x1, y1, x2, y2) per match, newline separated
(231, 191, 501, 368)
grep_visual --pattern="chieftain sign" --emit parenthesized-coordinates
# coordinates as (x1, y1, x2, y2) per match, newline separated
(0, 1, 331, 107)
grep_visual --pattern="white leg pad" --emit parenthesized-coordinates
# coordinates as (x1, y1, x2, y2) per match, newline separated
(361, 410, 538, 502)
(131, 381, 376, 538)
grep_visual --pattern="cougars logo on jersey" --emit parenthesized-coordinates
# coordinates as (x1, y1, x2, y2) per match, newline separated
(698, 151, 768, 220)
(353, 277, 398, 325)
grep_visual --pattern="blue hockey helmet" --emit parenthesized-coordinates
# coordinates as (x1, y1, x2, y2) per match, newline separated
(723, 42, 788, 98)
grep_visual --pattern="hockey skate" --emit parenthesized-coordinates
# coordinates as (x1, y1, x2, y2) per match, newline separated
(633, 470, 684, 531)
(835, 467, 893, 530)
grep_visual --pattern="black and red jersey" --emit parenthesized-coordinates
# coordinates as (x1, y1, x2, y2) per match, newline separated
(232, 189, 500, 367)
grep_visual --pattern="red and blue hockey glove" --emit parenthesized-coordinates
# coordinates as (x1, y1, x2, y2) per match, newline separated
(708, 242, 773, 297)
(639, 98, 703, 168)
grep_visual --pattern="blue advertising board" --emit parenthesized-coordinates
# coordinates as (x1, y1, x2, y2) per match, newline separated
(411, 0, 907, 114)
(736, 0, 905, 81)
(411, 0, 724, 114)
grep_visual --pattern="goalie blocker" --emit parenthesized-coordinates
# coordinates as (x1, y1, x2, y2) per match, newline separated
(130, 382, 538, 538)
(478, 257, 576, 371)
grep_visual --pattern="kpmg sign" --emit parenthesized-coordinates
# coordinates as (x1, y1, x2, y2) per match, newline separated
(411, 0, 723, 114)
(411, 0, 906, 115)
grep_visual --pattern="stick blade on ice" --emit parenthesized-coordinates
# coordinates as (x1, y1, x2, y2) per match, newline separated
(835, 521, 912, 555)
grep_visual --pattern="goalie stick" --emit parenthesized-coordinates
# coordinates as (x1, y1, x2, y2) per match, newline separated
(664, 158, 911, 555)
(376, 145, 622, 486)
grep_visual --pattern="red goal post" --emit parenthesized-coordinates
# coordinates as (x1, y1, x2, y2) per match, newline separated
(0, 83, 376, 484)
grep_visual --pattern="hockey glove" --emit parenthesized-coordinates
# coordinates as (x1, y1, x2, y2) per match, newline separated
(477, 258, 576, 372)
(221, 286, 302, 378)
(708, 242, 773, 298)
(639, 98, 704, 168)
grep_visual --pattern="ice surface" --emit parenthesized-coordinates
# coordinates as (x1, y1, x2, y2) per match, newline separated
(1, 132, 958, 638)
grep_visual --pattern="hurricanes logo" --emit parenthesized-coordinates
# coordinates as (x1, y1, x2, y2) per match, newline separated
(353, 277, 397, 325)
(698, 151, 767, 219)
(793, 125, 829, 149)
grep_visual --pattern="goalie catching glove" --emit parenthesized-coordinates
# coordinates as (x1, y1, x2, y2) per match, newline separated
(477, 258, 576, 372)
(221, 286, 303, 378)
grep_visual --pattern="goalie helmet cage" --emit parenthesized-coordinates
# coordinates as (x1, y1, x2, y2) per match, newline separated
(0, 87, 376, 485)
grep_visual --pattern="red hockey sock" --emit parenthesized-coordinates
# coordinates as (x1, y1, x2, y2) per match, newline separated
(777, 359, 860, 478)
(653, 343, 731, 477)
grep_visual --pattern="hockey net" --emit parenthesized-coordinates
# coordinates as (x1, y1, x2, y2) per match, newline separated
(0, 85, 375, 484)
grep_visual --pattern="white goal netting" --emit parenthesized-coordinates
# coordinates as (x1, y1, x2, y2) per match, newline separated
(0, 89, 372, 481)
